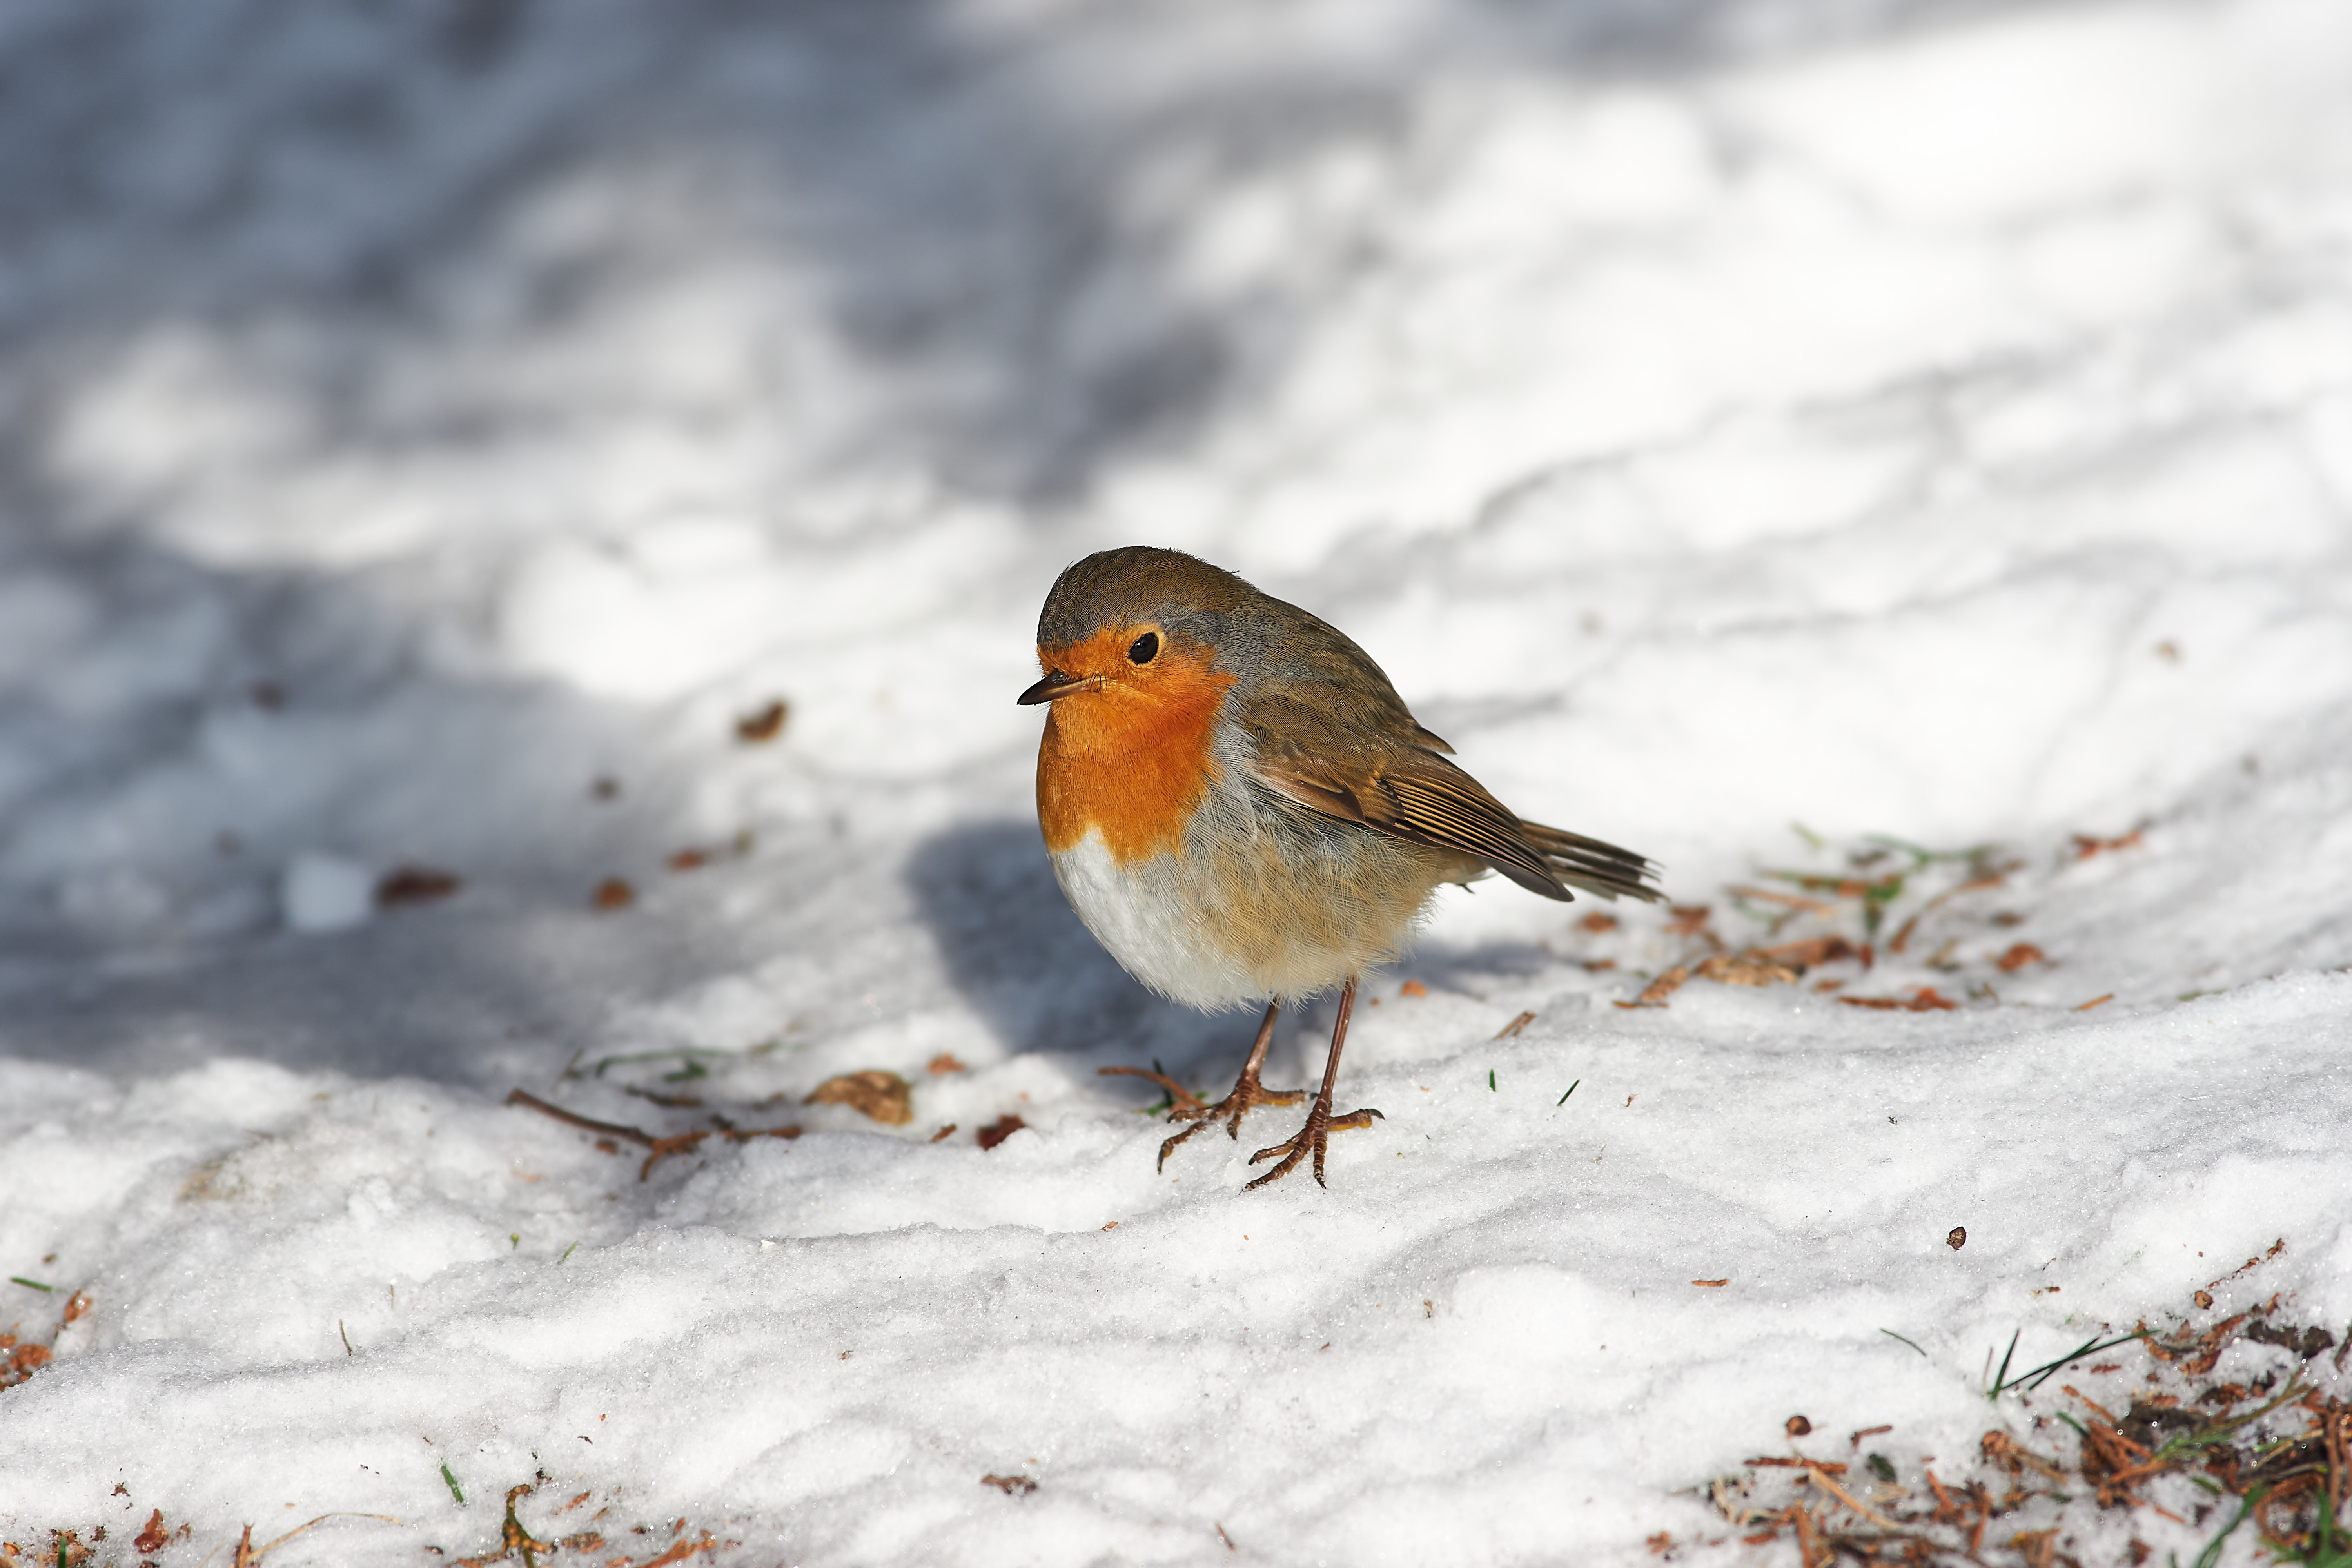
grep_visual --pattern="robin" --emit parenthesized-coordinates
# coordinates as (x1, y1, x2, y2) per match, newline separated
(1018, 546, 1663, 1189)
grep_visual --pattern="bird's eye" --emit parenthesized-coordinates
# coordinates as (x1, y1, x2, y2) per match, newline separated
(1127, 631, 1160, 665)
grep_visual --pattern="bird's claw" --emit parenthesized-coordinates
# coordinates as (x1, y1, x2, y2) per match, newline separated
(1155, 1072, 1307, 1171)
(1244, 1104, 1384, 1189)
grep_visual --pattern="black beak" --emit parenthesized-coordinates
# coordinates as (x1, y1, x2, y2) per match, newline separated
(1016, 670, 1101, 705)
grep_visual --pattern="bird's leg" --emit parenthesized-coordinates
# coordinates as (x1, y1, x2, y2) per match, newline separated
(1246, 975, 1383, 1190)
(1152, 1000, 1303, 1171)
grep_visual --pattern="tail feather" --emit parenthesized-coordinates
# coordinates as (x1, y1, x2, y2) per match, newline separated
(1517, 819, 1665, 903)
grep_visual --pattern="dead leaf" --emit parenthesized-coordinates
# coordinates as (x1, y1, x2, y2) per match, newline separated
(981, 1474, 1037, 1496)
(1666, 904, 1713, 936)
(2072, 829, 2143, 859)
(1695, 952, 1797, 987)
(1838, 987, 1957, 1012)
(1947, 1227, 1967, 1251)
(1693, 1278, 1729, 1289)
(135, 1510, 168, 1553)
(61, 1291, 91, 1326)
(376, 866, 461, 907)
(929, 1124, 958, 1143)
(1995, 943, 2047, 972)
(802, 1071, 913, 1126)
(631, 1530, 719, 1568)
(721, 1123, 800, 1146)
(1399, 979, 1428, 998)
(592, 879, 635, 911)
(735, 700, 789, 744)
(1579, 913, 1618, 934)
(1759, 935, 1859, 971)
(926, 1054, 967, 1075)
(1, 1340, 51, 1388)
(667, 848, 708, 872)
(1786, 1415, 1812, 1437)
(1615, 965, 1690, 1009)
(976, 1114, 1027, 1151)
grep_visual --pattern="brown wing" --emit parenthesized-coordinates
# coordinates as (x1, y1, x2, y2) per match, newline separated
(1226, 598, 1661, 902)
(1254, 730, 1662, 902)
(1244, 689, 1649, 900)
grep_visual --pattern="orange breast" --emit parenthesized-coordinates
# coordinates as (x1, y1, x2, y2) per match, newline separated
(1036, 635, 1234, 864)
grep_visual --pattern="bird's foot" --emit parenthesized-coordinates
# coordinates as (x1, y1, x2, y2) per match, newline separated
(1154, 1067, 1306, 1171)
(1244, 1101, 1384, 1190)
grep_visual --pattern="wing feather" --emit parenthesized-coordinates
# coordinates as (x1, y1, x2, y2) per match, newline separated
(1245, 709, 1661, 902)
(1252, 744, 1571, 900)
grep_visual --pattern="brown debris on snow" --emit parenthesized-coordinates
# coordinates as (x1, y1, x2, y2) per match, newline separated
(1616, 965, 1691, 1009)
(976, 1114, 1027, 1151)
(505, 1087, 800, 1181)
(1695, 952, 1798, 987)
(134, 1511, 169, 1554)
(802, 1070, 914, 1126)
(734, 699, 789, 743)
(376, 865, 461, 906)
(1695, 1253, 2352, 1567)
(1838, 987, 1958, 1012)
(2071, 829, 2144, 859)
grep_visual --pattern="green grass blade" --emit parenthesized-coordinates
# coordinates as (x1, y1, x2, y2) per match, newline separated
(2191, 1487, 2261, 1568)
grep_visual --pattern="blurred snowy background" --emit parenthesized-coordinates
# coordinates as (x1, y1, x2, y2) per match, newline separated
(2, 0, 2350, 1563)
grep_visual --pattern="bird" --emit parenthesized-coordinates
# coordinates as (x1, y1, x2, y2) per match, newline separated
(1017, 546, 1663, 1189)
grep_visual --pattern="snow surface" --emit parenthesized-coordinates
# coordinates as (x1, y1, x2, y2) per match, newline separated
(3, 0, 2352, 1563)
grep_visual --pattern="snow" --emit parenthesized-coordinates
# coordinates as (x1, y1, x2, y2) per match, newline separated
(2, 0, 2350, 1563)
(280, 854, 377, 935)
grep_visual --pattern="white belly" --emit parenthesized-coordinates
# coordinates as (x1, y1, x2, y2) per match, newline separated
(1051, 831, 1260, 1011)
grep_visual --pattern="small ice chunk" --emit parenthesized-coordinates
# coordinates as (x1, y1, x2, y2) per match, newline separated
(281, 853, 375, 934)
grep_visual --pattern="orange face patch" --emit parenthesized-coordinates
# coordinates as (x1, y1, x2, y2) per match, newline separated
(1035, 624, 1234, 863)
